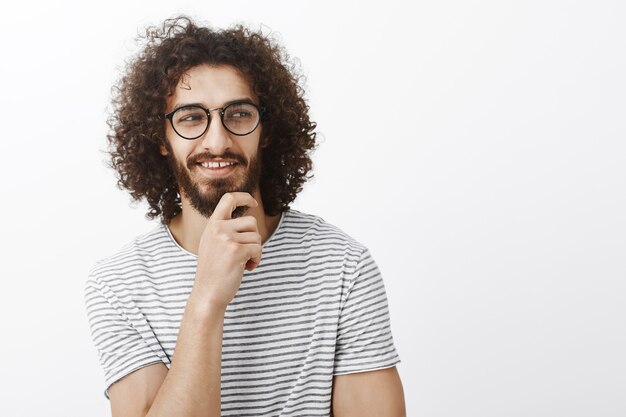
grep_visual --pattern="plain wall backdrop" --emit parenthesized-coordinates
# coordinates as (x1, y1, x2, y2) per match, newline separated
(0, 0, 624, 416)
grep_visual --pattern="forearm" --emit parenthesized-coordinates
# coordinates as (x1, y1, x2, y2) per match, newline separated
(146, 288, 225, 417)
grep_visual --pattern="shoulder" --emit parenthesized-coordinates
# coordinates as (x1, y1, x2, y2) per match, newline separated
(283, 209, 365, 244)
(86, 223, 172, 287)
(276, 209, 369, 261)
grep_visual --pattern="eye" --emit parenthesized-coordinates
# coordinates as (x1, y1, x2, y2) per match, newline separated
(180, 114, 202, 122)
(174, 107, 207, 125)
(225, 103, 257, 120)
(231, 110, 252, 118)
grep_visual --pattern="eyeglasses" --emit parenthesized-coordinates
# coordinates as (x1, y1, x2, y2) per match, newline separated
(164, 101, 265, 139)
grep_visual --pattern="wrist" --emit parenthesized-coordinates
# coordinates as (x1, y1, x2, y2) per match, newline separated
(187, 288, 228, 321)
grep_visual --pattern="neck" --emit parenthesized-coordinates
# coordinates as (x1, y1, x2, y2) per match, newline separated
(167, 190, 282, 256)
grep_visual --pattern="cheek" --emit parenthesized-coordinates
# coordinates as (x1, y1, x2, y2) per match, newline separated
(245, 133, 263, 155)
(164, 144, 193, 169)
(165, 133, 194, 155)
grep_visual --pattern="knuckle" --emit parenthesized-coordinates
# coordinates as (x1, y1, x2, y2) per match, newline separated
(223, 192, 234, 202)
(247, 216, 258, 229)
(226, 240, 239, 254)
(212, 222, 226, 235)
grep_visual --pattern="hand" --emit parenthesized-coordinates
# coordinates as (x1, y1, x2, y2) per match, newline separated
(193, 192, 262, 310)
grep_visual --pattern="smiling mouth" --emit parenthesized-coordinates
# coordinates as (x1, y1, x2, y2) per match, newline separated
(195, 161, 239, 177)
(198, 161, 238, 169)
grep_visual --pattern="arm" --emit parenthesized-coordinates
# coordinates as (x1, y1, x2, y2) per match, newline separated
(107, 193, 262, 417)
(109, 295, 226, 417)
(332, 366, 406, 417)
(332, 248, 403, 416)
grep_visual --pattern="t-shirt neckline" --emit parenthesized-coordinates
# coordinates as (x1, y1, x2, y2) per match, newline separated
(162, 209, 288, 258)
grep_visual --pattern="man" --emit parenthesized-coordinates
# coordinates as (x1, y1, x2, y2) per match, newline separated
(85, 16, 405, 417)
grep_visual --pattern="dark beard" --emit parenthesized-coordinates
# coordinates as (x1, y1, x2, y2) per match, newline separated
(167, 149, 262, 219)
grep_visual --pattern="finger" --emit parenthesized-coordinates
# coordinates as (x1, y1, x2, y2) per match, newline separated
(243, 243, 262, 270)
(212, 192, 258, 220)
(227, 216, 259, 233)
(245, 259, 257, 271)
(233, 232, 262, 245)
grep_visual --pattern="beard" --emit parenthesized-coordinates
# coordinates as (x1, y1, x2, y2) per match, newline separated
(167, 149, 262, 219)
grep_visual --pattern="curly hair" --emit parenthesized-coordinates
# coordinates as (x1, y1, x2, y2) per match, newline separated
(107, 16, 317, 224)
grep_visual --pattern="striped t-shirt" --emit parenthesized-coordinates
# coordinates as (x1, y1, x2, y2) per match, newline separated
(85, 208, 400, 416)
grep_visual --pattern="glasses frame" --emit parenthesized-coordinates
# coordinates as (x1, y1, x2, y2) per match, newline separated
(164, 101, 265, 140)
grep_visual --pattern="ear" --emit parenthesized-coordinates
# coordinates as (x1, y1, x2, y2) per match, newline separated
(260, 135, 271, 149)
(160, 144, 168, 156)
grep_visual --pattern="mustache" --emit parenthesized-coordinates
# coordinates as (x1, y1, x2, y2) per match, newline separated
(187, 151, 247, 168)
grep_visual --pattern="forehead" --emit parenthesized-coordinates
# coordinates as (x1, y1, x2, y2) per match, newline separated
(167, 64, 256, 109)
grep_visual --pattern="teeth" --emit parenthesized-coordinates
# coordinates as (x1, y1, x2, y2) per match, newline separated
(200, 161, 236, 168)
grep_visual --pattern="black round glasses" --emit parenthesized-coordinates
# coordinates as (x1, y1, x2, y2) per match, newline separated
(164, 101, 265, 140)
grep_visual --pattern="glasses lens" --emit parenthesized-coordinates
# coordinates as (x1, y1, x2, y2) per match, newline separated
(172, 106, 209, 139)
(223, 103, 260, 135)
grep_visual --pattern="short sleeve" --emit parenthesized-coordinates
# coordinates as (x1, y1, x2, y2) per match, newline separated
(84, 274, 168, 399)
(333, 249, 401, 375)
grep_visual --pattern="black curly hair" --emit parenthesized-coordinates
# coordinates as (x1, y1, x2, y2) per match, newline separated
(107, 16, 317, 224)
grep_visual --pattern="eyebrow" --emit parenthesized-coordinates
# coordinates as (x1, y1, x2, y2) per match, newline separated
(169, 97, 257, 113)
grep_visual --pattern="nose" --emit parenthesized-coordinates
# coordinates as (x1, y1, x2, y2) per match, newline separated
(200, 109, 232, 154)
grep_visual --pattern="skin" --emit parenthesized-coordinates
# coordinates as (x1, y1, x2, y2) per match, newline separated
(108, 64, 406, 417)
